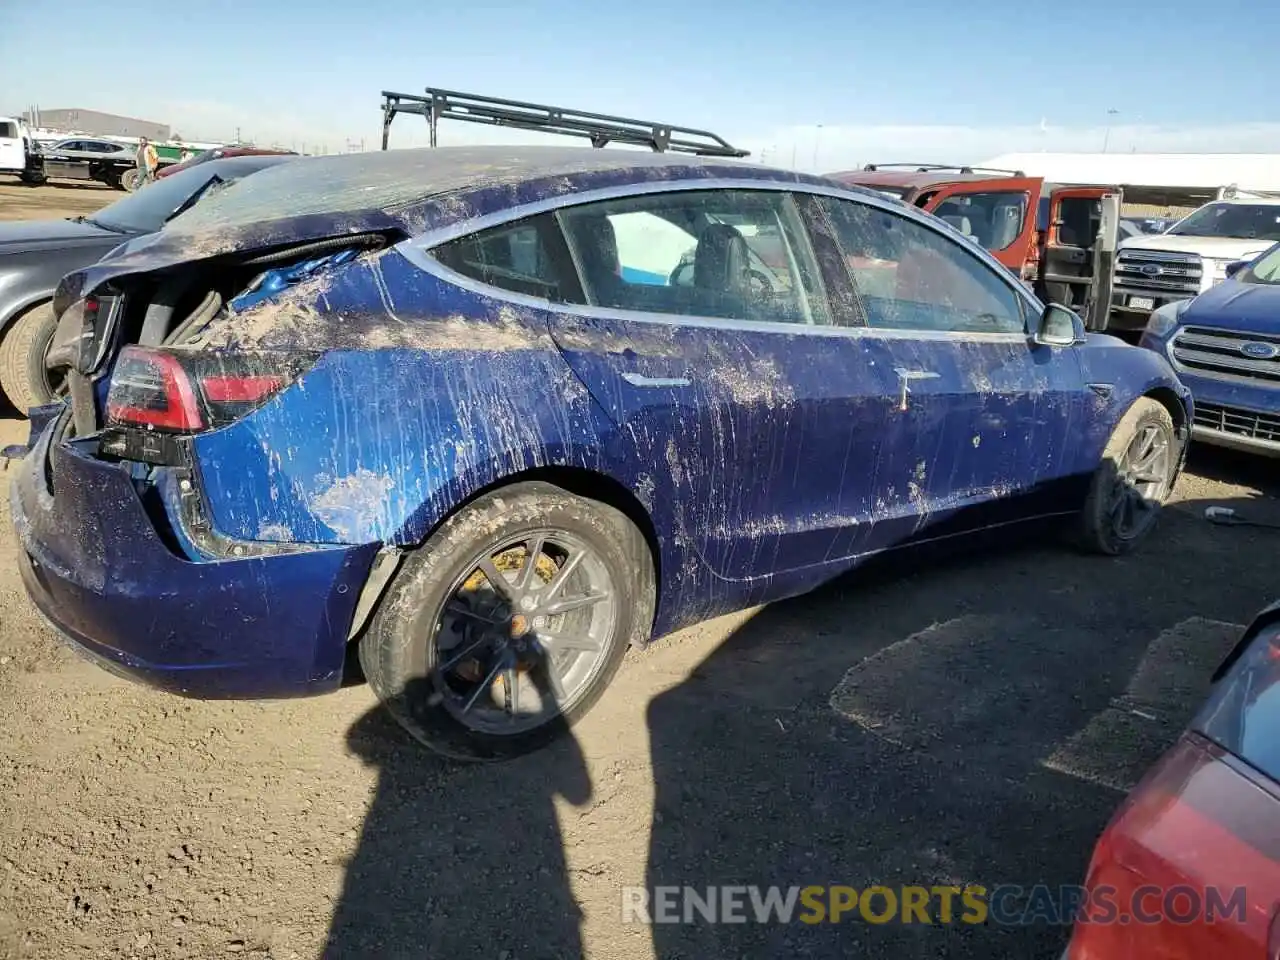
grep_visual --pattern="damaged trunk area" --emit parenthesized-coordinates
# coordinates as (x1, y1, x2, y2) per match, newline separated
(51, 230, 404, 443)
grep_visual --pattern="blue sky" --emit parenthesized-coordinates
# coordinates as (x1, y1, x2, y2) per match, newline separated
(4, 0, 1278, 167)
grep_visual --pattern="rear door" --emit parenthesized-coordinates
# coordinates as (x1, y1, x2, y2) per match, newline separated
(0, 119, 26, 173)
(1039, 186, 1118, 314)
(542, 187, 898, 580)
(814, 193, 1088, 541)
(915, 178, 1041, 274)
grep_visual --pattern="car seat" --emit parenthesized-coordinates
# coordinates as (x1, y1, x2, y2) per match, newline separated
(693, 223, 751, 317)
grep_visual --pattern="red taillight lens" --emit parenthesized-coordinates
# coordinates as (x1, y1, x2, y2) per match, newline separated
(199, 374, 285, 404)
(106, 347, 315, 434)
(107, 347, 204, 432)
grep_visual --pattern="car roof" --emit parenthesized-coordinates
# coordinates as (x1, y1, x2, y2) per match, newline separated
(166, 144, 846, 237)
(826, 170, 1016, 190)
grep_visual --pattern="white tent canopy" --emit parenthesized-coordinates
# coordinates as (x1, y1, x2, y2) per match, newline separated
(979, 153, 1280, 206)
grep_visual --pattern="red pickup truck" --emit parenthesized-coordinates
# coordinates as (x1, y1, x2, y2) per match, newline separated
(826, 164, 1121, 329)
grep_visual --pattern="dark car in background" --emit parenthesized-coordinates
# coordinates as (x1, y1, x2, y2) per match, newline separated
(1139, 241, 1280, 457)
(0, 153, 296, 412)
(155, 146, 298, 181)
(1065, 602, 1280, 958)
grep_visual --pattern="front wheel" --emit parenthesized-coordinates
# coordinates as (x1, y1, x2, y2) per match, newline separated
(359, 481, 655, 761)
(1074, 397, 1180, 555)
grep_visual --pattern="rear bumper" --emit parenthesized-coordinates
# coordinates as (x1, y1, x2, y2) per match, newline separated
(9, 418, 379, 698)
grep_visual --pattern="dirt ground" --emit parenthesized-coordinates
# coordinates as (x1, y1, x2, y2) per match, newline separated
(2, 186, 1279, 959)
(0, 182, 119, 222)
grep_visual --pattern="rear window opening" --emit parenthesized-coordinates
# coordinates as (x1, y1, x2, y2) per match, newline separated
(111, 231, 400, 352)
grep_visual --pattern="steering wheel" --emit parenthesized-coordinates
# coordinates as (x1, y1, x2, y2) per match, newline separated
(748, 269, 774, 299)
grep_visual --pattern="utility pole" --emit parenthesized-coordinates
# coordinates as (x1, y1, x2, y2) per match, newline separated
(1101, 109, 1119, 153)
(812, 124, 823, 170)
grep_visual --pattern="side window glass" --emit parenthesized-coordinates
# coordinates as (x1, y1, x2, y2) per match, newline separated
(558, 190, 829, 325)
(821, 198, 1025, 335)
(931, 191, 1028, 252)
(431, 213, 573, 301)
(0, 122, 17, 139)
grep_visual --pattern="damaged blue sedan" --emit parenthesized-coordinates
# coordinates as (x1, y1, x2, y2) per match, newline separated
(9, 146, 1191, 759)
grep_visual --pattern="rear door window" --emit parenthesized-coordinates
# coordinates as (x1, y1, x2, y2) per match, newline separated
(557, 189, 829, 325)
(1195, 623, 1280, 784)
(431, 213, 578, 302)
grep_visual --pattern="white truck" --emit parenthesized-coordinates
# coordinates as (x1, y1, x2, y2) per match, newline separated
(1109, 191, 1280, 331)
(0, 116, 45, 185)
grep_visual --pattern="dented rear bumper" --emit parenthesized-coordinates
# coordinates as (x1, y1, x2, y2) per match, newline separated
(9, 414, 379, 698)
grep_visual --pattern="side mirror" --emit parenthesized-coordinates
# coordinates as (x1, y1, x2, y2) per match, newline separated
(1033, 303, 1085, 346)
(1225, 260, 1249, 279)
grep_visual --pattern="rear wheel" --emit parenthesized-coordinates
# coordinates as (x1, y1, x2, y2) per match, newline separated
(1075, 397, 1179, 555)
(359, 481, 655, 761)
(0, 302, 60, 414)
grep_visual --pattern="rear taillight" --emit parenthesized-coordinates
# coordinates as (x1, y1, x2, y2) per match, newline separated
(105, 346, 315, 435)
(107, 347, 204, 431)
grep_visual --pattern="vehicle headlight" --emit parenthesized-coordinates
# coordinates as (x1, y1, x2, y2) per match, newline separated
(1145, 300, 1188, 338)
(1203, 258, 1228, 279)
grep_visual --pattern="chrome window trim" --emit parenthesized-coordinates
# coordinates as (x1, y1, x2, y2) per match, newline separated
(396, 175, 1045, 343)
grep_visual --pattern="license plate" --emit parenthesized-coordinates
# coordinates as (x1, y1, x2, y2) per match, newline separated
(1129, 296, 1155, 310)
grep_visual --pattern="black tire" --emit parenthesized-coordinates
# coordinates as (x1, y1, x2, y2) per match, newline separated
(1075, 397, 1179, 555)
(359, 481, 655, 761)
(0, 302, 58, 414)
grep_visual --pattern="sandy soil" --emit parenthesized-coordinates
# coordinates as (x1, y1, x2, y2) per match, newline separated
(2, 187, 1278, 959)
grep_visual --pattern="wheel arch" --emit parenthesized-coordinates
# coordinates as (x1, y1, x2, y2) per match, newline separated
(421, 464, 661, 588)
(0, 291, 54, 335)
(1143, 385, 1189, 441)
(348, 464, 664, 649)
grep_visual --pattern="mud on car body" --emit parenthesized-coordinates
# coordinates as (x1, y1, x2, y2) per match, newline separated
(10, 146, 1192, 760)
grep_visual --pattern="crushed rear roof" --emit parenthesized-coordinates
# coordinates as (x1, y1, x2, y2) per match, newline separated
(166, 145, 818, 236)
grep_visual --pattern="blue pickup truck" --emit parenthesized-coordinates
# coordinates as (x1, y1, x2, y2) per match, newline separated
(1140, 242, 1280, 456)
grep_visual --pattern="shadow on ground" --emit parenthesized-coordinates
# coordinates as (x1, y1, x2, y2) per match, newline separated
(326, 482, 1279, 959)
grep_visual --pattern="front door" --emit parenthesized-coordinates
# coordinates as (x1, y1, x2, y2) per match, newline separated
(813, 193, 1087, 548)
(915, 178, 1042, 274)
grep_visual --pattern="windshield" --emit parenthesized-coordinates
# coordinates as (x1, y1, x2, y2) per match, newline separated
(1240, 244, 1280, 284)
(1195, 620, 1280, 786)
(1167, 202, 1280, 242)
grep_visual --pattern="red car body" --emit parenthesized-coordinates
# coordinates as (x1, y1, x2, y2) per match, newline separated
(155, 147, 297, 180)
(1066, 605, 1280, 959)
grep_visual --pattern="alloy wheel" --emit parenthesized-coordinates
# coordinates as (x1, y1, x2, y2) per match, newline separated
(1107, 423, 1173, 542)
(428, 530, 619, 735)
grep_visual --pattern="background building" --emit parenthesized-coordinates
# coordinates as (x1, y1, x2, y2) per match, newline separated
(20, 107, 169, 141)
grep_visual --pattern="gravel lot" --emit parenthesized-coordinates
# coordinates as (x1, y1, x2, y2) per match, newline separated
(1, 181, 1278, 959)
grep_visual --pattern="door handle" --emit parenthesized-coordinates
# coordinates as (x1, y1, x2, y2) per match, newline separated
(894, 368, 939, 411)
(621, 372, 692, 388)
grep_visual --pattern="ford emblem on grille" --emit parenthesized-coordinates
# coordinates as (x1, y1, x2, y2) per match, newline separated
(1140, 264, 1162, 276)
(1239, 341, 1279, 360)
